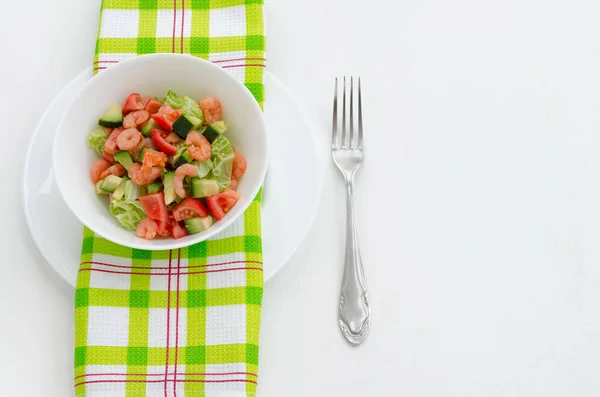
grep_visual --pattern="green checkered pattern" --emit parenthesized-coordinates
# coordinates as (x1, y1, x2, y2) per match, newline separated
(76, 1, 265, 396)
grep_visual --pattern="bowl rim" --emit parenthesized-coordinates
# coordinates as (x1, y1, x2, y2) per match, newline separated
(52, 53, 268, 250)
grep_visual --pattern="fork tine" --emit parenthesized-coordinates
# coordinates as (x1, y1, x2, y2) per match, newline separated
(342, 76, 347, 150)
(358, 77, 363, 150)
(350, 76, 355, 149)
(332, 78, 339, 150)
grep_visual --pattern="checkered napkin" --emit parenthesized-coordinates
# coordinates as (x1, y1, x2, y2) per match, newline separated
(74, 1, 266, 396)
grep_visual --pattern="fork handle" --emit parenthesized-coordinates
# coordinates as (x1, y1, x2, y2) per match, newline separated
(338, 177, 370, 345)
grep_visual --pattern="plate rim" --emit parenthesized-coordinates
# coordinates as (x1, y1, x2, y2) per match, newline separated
(22, 67, 92, 285)
(22, 67, 322, 286)
(261, 72, 324, 279)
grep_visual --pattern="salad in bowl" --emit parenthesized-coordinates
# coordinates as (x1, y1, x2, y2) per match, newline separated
(89, 91, 246, 240)
(52, 54, 267, 250)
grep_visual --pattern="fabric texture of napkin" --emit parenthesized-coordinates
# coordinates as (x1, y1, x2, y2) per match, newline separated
(74, 1, 265, 396)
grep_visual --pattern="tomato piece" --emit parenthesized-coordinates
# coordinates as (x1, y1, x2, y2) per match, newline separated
(172, 222, 189, 239)
(150, 129, 178, 155)
(145, 98, 163, 115)
(206, 197, 225, 220)
(139, 192, 170, 222)
(123, 93, 144, 114)
(158, 104, 174, 113)
(151, 108, 182, 131)
(206, 189, 240, 220)
(173, 198, 209, 221)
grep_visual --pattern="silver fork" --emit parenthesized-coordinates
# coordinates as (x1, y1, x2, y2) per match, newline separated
(332, 76, 370, 345)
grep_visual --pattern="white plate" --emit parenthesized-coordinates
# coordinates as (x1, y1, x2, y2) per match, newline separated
(22, 68, 321, 285)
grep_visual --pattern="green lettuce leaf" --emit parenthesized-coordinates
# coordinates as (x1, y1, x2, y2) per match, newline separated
(163, 90, 184, 109)
(163, 90, 204, 123)
(172, 141, 188, 164)
(194, 159, 214, 179)
(180, 96, 204, 123)
(123, 180, 145, 201)
(109, 198, 146, 231)
(88, 127, 108, 156)
(208, 135, 234, 191)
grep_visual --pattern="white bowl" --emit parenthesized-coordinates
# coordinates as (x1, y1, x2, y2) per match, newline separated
(53, 54, 268, 250)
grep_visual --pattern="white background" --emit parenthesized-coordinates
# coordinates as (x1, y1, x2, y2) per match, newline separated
(2, 0, 600, 396)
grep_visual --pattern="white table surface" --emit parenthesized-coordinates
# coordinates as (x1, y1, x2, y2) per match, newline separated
(2, 0, 600, 396)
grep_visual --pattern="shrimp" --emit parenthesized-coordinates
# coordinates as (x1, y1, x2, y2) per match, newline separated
(199, 96, 222, 125)
(156, 219, 173, 237)
(117, 128, 143, 151)
(102, 150, 115, 164)
(104, 127, 123, 155)
(174, 164, 198, 198)
(143, 137, 157, 149)
(229, 149, 247, 191)
(141, 150, 168, 176)
(129, 163, 163, 185)
(136, 217, 158, 240)
(99, 163, 126, 180)
(130, 138, 146, 161)
(131, 138, 159, 163)
(90, 159, 112, 183)
(103, 127, 113, 135)
(128, 163, 141, 178)
(165, 132, 181, 144)
(185, 131, 212, 161)
(123, 110, 150, 129)
(231, 149, 247, 181)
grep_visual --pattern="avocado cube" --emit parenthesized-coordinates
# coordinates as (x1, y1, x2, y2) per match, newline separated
(114, 151, 134, 172)
(203, 120, 227, 144)
(162, 172, 176, 205)
(173, 115, 201, 139)
(95, 180, 109, 195)
(184, 216, 214, 234)
(147, 183, 162, 194)
(192, 178, 219, 198)
(99, 175, 123, 193)
(141, 119, 159, 137)
(112, 176, 129, 200)
(174, 149, 194, 167)
(98, 104, 124, 128)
